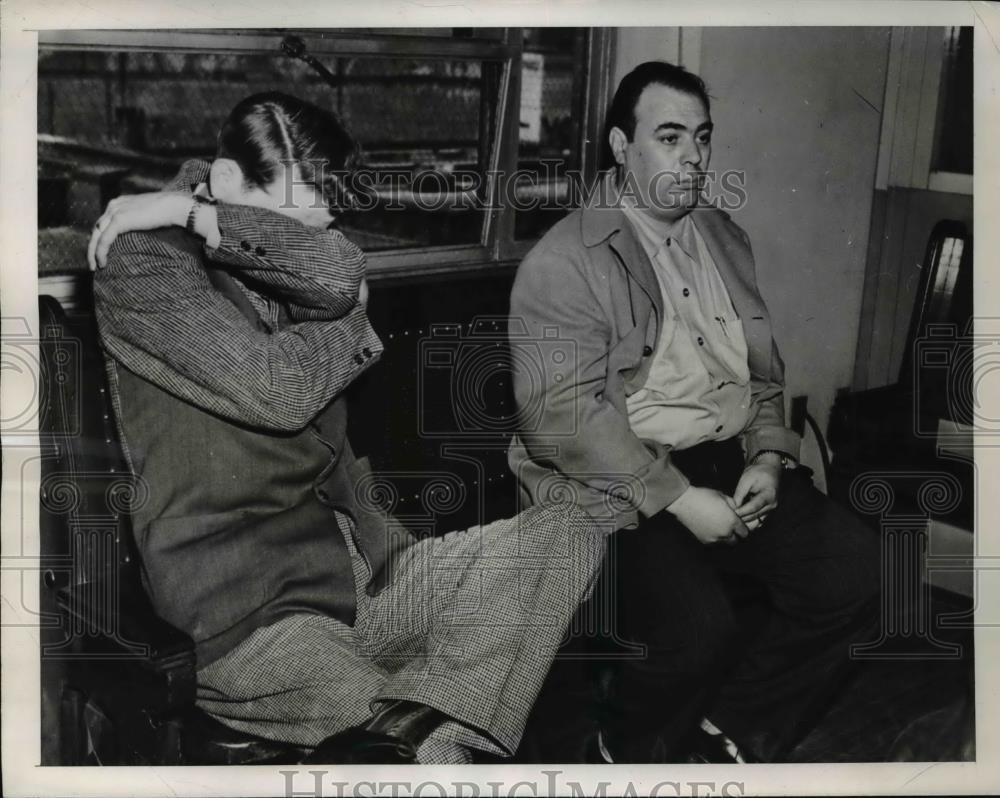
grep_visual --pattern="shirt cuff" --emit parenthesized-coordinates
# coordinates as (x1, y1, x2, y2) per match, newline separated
(634, 440, 692, 518)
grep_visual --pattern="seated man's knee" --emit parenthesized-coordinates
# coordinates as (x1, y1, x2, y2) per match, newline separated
(512, 501, 607, 566)
(805, 539, 883, 625)
(825, 513, 883, 614)
(780, 484, 884, 616)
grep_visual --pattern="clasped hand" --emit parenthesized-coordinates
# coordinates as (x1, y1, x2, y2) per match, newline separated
(667, 460, 781, 546)
(86, 191, 370, 306)
(88, 192, 192, 271)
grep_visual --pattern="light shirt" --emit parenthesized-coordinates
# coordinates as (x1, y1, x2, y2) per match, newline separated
(621, 204, 753, 451)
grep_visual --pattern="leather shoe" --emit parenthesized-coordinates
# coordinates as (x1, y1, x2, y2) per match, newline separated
(684, 721, 760, 764)
(301, 727, 418, 764)
(582, 728, 616, 764)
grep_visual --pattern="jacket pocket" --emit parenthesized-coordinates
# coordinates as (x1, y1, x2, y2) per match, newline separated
(614, 317, 677, 396)
(714, 314, 751, 385)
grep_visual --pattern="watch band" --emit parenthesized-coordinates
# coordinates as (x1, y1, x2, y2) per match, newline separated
(751, 449, 793, 468)
(186, 193, 215, 236)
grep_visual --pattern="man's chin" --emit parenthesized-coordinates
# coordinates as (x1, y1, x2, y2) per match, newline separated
(654, 188, 703, 213)
(648, 193, 701, 221)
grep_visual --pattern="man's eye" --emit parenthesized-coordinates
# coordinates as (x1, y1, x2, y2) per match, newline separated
(698, 136, 712, 146)
(660, 135, 678, 145)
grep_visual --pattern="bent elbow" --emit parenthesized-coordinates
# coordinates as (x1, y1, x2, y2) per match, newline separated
(243, 376, 324, 433)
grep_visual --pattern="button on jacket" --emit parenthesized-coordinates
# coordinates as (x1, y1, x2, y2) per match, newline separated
(620, 204, 753, 450)
(94, 160, 413, 667)
(508, 175, 801, 531)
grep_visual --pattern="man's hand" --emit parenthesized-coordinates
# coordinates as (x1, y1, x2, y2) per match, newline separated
(666, 485, 749, 546)
(88, 192, 192, 270)
(733, 454, 782, 530)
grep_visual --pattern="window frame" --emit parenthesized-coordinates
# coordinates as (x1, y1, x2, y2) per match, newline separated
(37, 27, 614, 281)
(874, 26, 973, 197)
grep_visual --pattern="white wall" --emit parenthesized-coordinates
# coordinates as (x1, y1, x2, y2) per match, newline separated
(613, 27, 681, 77)
(612, 26, 891, 445)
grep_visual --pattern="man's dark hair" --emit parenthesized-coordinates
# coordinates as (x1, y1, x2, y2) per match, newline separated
(217, 91, 361, 211)
(602, 61, 711, 169)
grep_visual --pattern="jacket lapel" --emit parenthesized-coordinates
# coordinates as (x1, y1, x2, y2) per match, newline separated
(581, 172, 664, 320)
(608, 221, 664, 322)
(690, 209, 759, 320)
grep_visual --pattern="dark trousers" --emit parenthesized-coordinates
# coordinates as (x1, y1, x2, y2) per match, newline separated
(536, 439, 882, 762)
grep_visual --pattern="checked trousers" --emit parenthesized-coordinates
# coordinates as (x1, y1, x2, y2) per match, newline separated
(196, 502, 606, 763)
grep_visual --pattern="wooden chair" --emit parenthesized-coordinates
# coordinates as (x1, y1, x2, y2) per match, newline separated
(39, 294, 307, 765)
(827, 220, 974, 527)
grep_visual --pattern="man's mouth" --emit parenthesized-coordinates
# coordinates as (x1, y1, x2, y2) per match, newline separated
(674, 175, 705, 189)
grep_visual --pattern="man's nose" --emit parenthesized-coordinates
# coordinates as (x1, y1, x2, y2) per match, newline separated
(681, 140, 703, 167)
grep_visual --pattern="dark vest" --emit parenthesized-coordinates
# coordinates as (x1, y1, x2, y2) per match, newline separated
(110, 227, 415, 667)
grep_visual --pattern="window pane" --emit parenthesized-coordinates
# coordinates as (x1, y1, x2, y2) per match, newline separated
(38, 42, 501, 275)
(319, 28, 506, 40)
(334, 57, 501, 251)
(932, 26, 973, 175)
(515, 28, 589, 240)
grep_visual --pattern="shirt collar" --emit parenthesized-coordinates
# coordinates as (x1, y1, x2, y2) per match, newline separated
(579, 169, 702, 260)
(620, 197, 697, 261)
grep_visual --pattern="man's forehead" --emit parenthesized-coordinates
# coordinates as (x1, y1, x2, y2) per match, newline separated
(634, 83, 710, 128)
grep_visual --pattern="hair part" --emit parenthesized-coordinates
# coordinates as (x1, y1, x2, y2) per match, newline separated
(216, 91, 361, 211)
(602, 61, 711, 169)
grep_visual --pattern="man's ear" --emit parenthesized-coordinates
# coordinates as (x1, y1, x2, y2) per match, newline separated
(208, 158, 245, 202)
(608, 126, 629, 166)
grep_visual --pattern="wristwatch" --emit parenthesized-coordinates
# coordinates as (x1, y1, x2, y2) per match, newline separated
(752, 449, 794, 469)
(186, 193, 216, 236)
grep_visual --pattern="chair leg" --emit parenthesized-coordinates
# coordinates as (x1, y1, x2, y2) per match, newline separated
(59, 686, 90, 765)
(154, 716, 185, 765)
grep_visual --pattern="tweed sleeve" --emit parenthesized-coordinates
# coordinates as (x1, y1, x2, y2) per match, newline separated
(94, 230, 383, 432)
(203, 203, 365, 322)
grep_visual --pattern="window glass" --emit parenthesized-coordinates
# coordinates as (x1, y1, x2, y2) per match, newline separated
(932, 26, 972, 175)
(321, 28, 506, 40)
(38, 45, 501, 274)
(514, 28, 590, 240)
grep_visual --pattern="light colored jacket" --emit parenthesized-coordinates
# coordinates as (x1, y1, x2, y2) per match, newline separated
(508, 183, 801, 531)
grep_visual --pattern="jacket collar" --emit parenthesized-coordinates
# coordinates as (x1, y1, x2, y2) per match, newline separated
(580, 170, 628, 247)
(167, 159, 211, 195)
(580, 172, 663, 315)
(579, 170, 754, 321)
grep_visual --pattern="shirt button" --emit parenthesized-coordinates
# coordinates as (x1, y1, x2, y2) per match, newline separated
(255, 245, 267, 256)
(715, 425, 723, 433)
(642, 345, 653, 357)
(697, 336, 705, 346)
(665, 238, 672, 247)
(682, 288, 690, 297)
(240, 241, 251, 251)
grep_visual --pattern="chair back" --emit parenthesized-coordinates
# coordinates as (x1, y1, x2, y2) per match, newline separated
(39, 295, 143, 654)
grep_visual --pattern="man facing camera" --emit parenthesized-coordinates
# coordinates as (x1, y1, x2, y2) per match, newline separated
(509, 62, 881, 763)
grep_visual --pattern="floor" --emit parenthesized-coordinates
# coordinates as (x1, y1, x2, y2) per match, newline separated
(509, 586, 975, 764)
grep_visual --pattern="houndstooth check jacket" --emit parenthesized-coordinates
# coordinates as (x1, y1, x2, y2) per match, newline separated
(93, 160, 415, 667)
